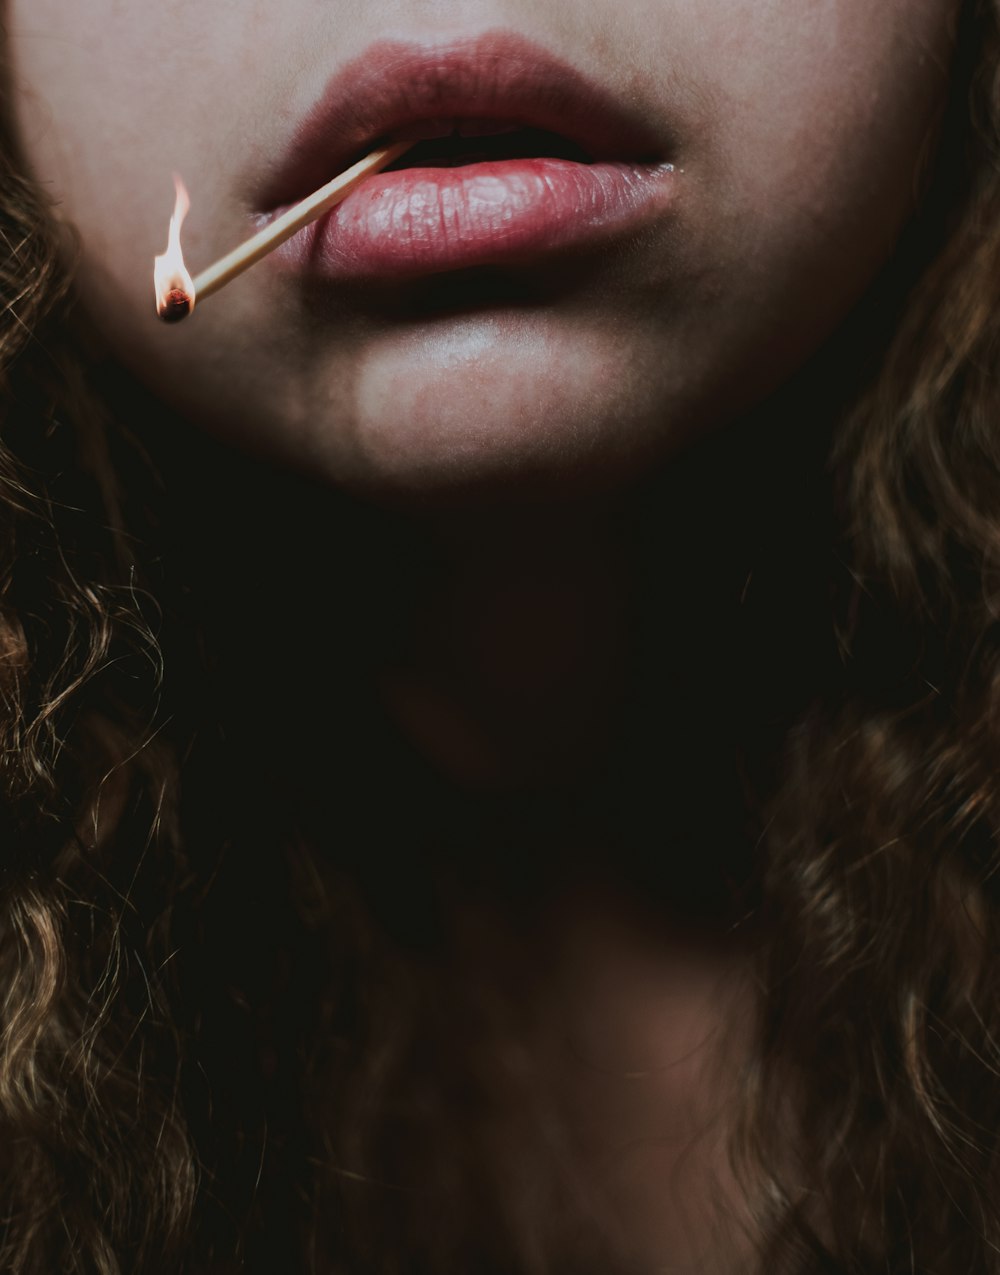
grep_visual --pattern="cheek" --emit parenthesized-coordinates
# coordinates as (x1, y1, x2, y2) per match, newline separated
(7, 0, 270, 325)
(664, 0, 957, 399)
(707, 1, 954, 263)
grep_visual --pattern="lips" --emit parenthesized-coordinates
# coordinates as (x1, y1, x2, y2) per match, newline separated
(257, 31, 677, 283)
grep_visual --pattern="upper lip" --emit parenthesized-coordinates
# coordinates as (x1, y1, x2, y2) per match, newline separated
(259, 30, 669, 210)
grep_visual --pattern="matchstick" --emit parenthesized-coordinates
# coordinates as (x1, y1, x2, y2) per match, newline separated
(158, 141, 411, 321)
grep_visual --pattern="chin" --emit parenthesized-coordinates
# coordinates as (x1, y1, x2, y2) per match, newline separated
(335, 311, 669, 506)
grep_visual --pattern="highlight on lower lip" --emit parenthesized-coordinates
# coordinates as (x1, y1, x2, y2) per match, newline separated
(268, 156, 676, 281)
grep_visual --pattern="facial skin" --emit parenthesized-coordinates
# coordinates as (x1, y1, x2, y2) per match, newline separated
(7, 0, 958, 501)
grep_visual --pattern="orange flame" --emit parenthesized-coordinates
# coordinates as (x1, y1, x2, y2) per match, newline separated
(154, 174, 195, 322)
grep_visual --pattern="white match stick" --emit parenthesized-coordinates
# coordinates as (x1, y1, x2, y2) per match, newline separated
(176, 142, 411, 317)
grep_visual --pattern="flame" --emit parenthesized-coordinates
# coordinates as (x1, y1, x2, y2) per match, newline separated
(153, 173, 195, 321)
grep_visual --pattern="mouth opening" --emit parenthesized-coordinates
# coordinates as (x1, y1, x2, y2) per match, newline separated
(382, 126, 595, 171)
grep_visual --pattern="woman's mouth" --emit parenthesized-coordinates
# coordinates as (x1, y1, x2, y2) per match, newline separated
(256, 32, 678, 284)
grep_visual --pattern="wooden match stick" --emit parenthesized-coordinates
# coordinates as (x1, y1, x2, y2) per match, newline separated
(170, 141, 411, 319)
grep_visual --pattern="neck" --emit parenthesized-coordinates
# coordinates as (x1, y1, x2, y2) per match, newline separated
(145, 367, 835, 911)
(375, 500, 633, 789)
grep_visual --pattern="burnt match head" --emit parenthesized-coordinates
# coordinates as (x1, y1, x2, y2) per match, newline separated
(158, 287, 193, 323)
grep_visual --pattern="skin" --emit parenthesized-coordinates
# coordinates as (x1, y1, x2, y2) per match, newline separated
(5, 2, 961, 1269)
(8, 0, 958, 498)
(5, 0, 960, 784)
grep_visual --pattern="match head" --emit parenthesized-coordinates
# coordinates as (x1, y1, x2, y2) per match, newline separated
(158, 287, 193, 323)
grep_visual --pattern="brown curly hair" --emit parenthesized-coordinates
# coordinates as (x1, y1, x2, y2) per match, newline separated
(2, 0, 1000, 1271)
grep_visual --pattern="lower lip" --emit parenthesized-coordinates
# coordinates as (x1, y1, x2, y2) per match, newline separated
(266, 158, 676, 282)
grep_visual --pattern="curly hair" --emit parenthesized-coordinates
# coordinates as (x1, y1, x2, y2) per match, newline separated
(0, 48, 205, 1275)
(2, 0, 1000, 1272)
(739, 1, 1000, 1268)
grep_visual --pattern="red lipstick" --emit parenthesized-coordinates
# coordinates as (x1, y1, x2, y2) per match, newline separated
(257, 32, 677, 284)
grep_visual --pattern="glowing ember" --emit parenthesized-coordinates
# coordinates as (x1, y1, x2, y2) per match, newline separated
(154, 174, 195, 322)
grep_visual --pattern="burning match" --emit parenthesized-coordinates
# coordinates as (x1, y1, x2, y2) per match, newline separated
(154, 141, 411, 322)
